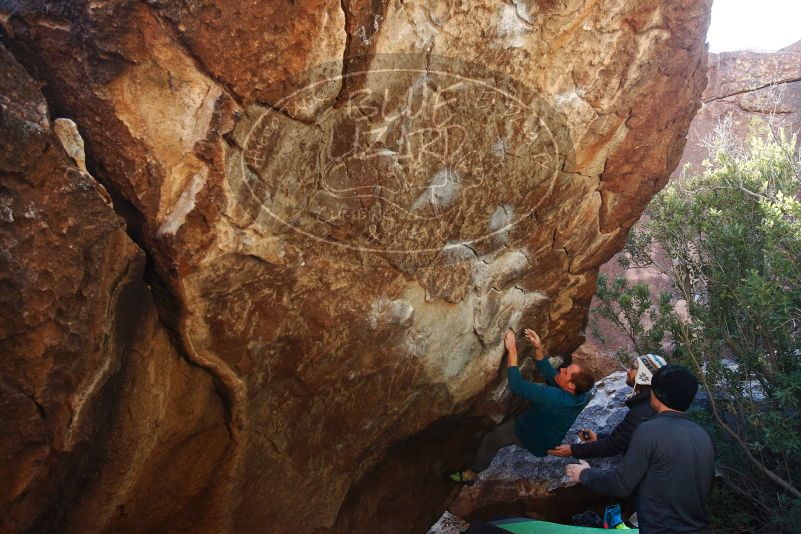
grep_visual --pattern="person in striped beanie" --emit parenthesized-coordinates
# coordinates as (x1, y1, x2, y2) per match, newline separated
(547, 354, 667, 459)
(634, 354, 668, 387)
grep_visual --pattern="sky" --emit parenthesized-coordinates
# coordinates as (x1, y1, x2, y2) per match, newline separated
(708, 0, 801, 53)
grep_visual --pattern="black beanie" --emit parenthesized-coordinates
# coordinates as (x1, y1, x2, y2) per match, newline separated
(651, 365, 699, 411)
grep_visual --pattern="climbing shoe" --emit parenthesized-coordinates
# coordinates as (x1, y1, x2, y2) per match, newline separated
(444, 470, 476, 486)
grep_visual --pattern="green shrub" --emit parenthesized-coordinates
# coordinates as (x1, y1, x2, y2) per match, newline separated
(592, 132, 801, 531)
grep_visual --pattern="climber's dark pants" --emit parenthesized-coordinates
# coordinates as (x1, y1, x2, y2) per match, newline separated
(469, 420, 524, 472)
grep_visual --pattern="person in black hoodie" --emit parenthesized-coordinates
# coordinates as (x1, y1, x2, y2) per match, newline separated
(547, 354, 667, 459)
(566, 365, 715, 534)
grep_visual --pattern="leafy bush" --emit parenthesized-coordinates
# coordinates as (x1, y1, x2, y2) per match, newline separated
(591, 273, 673, 362)
(591, 131, 801, 531)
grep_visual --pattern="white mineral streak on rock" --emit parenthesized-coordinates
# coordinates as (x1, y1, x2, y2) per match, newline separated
(442, 241, 479, 261)
(473, 249, 529, 294)
(488, 204, 513, 243)
(0, 196, 14, 223)
(369, 297, 415, 328)
(210, 222, 285, 266)
(474, 287, 549, 346)
(64, 329, 119, 450)
(488, 205, 512, 231)
(157, 169, 208, 237)
(401, 248, 548, 403)
(491, 137, 510, 159)
(85, 348, 173, 529)
(403, 283, 479, 376)
(22, 202, 38, 220)
(552, 87, 588, 111)
(411, 168, 461, 211)
(553, 90, 576, 107)
(104, 24, 223, 224)
(53, 118, 87, 172)
(1, 0, 717, 530)
(380, 1, 439, 52)
(496, 2, 532, 49)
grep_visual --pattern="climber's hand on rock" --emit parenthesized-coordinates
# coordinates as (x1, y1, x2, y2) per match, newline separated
(524, 328, 541, 350)
(578, 429, 597, 442)
(547, 444, 572, 457)
(565, 460, 590, 483)
(503, 329, 517, 353)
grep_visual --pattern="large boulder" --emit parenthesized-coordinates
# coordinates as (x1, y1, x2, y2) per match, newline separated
(0, 1, 711, 531)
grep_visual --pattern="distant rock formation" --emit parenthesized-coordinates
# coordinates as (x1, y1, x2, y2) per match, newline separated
(0, 1, 711, 531)
(680, 41, 801, 173)
(586, 40, 801, 361)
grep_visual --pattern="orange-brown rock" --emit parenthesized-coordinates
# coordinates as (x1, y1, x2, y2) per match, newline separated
(0, 1, 712, 532)
(681, 41, 801, 174)
(0, 43, 229, 533)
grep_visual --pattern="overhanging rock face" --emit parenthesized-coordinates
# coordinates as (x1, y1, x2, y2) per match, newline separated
(0, 1, 711, 532)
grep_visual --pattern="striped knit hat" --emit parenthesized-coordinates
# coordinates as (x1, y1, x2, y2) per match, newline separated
(635, 354, 667, 386)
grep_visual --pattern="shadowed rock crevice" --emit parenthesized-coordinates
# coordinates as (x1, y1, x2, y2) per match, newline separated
(1, 13, 247, 522)
(332, 414, 496, 533)
(462, 485, 627, 527)
(0, 42, 231, 533)
(336, 0, 391, 105)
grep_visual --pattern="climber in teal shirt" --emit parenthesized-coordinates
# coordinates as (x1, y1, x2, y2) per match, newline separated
(508, 348, 593, 457)
(446, 329, 594, 484)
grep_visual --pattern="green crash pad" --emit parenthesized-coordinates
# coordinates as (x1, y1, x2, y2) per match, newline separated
(488, 518, 638, 534)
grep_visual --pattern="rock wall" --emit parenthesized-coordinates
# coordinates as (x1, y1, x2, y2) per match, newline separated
(0, 45, 229, 533)
(0, 1, 711, 532)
